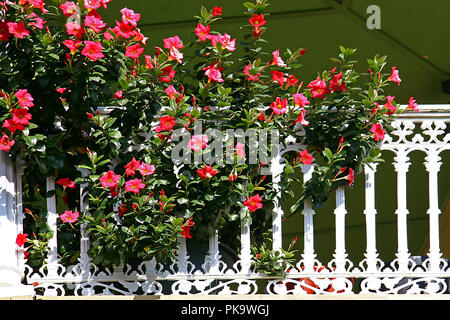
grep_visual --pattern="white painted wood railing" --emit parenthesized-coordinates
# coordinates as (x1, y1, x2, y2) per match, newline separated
(0, 105, 449, 297)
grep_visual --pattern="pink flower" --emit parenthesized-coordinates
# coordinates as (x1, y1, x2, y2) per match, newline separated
(144, 55, 155, 70)
(99, 170, 121, 188)
(81, 41, 104, 61)
(212, 6, 222, 17)
(211, 33, 236, 52)
(124, 157, 141, 176)
(292, 93, 309, 108)
(270, 97, 288, 115)
(295, 109, 309, 126)
(59, 210, 79, 223)
(57, 177, 76, 189)
(27, 0, 48, 13)
(65, 22, 84, 39)
(307, 77, 329, 99)
(28, 13, 46, 29)
(113, 90, 123, 99)
(63, 39, 82, 55)
(298, 150, 314, 165)
(84, 0, 104, 11)
(139, 163, 156, 176)
(59, 1, 79, 17)
(235, 142, 246, 160)
(389, 66, 401, 86)
(243, 64, 261, 81)
(194, 23, 211, 42)
(370, 123, 385, 141)
(7, 22, 29, 39)
(125, 178, 146, 193)
(125, 43, 144, 59)
(84, 14, 106, 33)
(187, 135, 208, 151)
(11, 108, 32, 126)
(407, 97, 419, 112)
(249, 14, 267, 28)
(196, 165, 217, 180)
(271, 49, 286, 67)
(243, 194, 263, 212)
(165, 85, 180, 99)
(0, 135, 15, 152)
(168, 47, 183, 64)
(120, 8, 140, 27)
(15, 89, 34, 108)
(204, 64, 224, 83)
(163, 35, 184, 50)
(16, 233, 29, 247)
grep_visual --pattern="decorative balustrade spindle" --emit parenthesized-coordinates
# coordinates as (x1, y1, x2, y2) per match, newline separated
(45, 177, 60, 277)
(332, 186, 349, 273)
(363, 164, 380, 273)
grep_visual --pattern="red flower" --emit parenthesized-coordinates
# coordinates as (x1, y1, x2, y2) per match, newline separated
(243, 194, 263, 212)
(389, 66, 401, 86)
(117, 203, 129, 217)
(113, 90, 123, 99)
(125, 43, 144, 59)
(194, 23, 211, 42)
(407, 97, 419, 112)
(180, 217, 195, 239)
(125, 178, 145, 193)
(81, 41, 104, 61)
(28, 13, 46, 29)
(196, 165, 217, 180)
(159, 65, 176, 83)
(11, 108, 32, 126)
(155, 115, 176, 132)
(7, 21, 29, 39)
(270, 70, 286, 86)
(144, 55, 155, 70)
(294, 109, 309, 126)
(99, 170, 121, 188)
(3, 119, 25, 133)
(286, 74, 299, 87)
(370, 123, 385, 141)
(212, 6, 222, 17)
(120, 8, 140, 27)
(298, 150, 314, 165)
(329, 72, 346, 93)
(57, 178, 76, 189)
(16, 233, 29, 247)
(0, 135, 15, 152)
(124, 157, 141, 176)
(0, 20, 12, 42)
(113, 21, 134, 39)
(383, 95, 397, 115)
(257, 112, 266, 121)
(270, 97, 288, 115)
(307, 77, 330, 99)
(63, 39, 82, 55)
(249, 14, 267, 27)
(15, 89, 34, 108)
(243, 64, 261, 81)
(59, 210, 79, 223)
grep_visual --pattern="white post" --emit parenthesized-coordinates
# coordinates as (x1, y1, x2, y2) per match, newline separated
(332, 185, 348, 273)
(0, 152, 34, 298)
(203, 227, 222, 274)
(239, 210, 252, 274)
(45, 176, 60, 277)
(77, 168, 91, 276)
(393, 150, 411, 272)
(424, 149, 444, 272)
(270, 153, 284, 252)
(299, 164, 317, 272)
(363, 164, 380, 273)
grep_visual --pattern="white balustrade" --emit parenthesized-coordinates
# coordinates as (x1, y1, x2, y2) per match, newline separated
(0, 106, 449, 297)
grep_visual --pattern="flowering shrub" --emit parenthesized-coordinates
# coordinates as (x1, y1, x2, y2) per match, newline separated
(1, 0, 419, 272)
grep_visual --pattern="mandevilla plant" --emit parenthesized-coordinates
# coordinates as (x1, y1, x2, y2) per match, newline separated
(1, 0, 419, 273)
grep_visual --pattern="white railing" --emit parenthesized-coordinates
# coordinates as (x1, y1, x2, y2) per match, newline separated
(0, 105, 449, 297)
